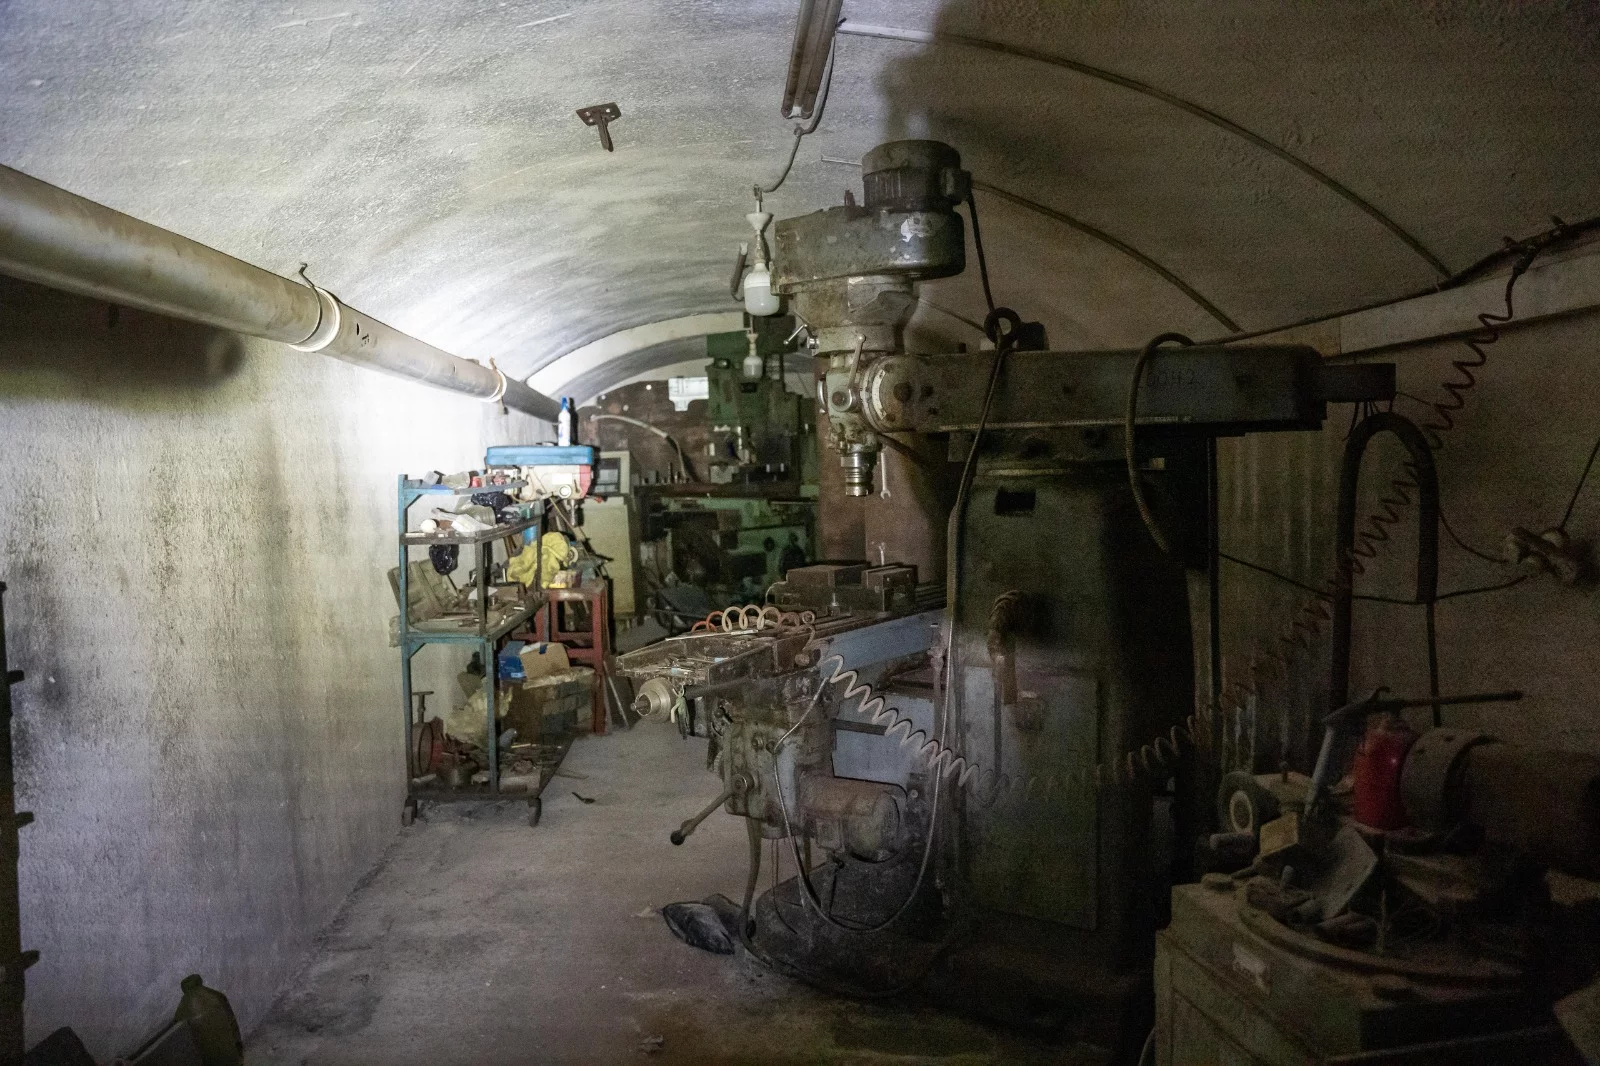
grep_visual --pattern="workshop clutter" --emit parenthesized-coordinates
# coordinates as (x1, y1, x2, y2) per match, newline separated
(398, 443, 603, 826)
(506, 530, 588, 589)
(424, 643, 592, 790)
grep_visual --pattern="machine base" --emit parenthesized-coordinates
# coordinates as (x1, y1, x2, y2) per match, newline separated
(745, 867, 1152, 1060)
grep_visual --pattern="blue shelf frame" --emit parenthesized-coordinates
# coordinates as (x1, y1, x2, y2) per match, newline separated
(398, 474, 544, 801)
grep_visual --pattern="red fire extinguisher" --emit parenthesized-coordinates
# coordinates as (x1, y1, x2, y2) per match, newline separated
(1353, 713, 1418, 830)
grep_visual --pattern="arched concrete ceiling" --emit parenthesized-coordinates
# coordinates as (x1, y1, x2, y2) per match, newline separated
(3, 1, 1597, 391)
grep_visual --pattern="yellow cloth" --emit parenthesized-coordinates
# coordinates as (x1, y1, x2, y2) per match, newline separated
(507, 532, 575, 589)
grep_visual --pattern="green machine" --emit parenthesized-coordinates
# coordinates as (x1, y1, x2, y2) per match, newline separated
(647, 494, 813, 605)
(702, 318, 818, 487)
(640, 317, 820, 611)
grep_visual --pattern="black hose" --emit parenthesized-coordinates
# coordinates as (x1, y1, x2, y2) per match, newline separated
(1331, 412, 1441, 722)
(760, 30, 838, 196)
(1124, 332, 1195, 555)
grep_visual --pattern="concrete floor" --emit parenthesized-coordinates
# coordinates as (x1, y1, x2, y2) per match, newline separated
(248, 720, 1084, 1065)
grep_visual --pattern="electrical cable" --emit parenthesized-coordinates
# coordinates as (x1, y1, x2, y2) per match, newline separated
(785, 316, 1012, 934)
(1434, 214, 1598, 291)
(1559, 430, 1600, 533)
(737, 803, 928, 999)
(1219, 552, 1330, 599)
(1221, 551, 1529, 604)
(758, 29, 838, 196)
(1125, 332, 1195, 555)
(864, 200, 1014, 936)
(1434, 574, 1529, 601)
(1378, 236, 1560, 567)
(1138, 1027, 1155, 1066)
(964, 191, 997, 315)
(589, 412, 698, 482)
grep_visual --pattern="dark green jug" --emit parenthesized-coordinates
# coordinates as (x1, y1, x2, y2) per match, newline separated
(173, 974, 243, 1066)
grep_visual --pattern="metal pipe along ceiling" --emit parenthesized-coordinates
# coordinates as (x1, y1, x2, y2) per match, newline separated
(0, 165, 560, 421)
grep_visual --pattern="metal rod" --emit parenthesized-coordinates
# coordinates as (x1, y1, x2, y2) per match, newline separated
(1378, 689, 1522, 713)
(0, 165, 559, 420)
(1322, 688, 1523, 727)
(1307, 688, 1522, 817)
(670, 785, 737, 846)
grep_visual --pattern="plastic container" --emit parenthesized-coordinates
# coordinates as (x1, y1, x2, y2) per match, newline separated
(174, 974, 243, 1066)
(557, 397, 574, 446)
(1353, 714, 1418, 830)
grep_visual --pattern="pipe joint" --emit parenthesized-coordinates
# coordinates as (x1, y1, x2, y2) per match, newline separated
(289, 285, 342, 353)
(483, 363, 509, 405)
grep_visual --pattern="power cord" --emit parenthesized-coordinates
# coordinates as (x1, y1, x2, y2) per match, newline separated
(965, 191, 997, 315)
(1125, 332, 1195, 554)
(758, 27, 838, 197)
(1384, 232, 1564, 565)
(1221, 551, 1528, 604)
(1559, 430, 1600, 533)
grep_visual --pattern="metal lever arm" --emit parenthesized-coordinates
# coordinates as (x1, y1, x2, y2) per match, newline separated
(670, 784, 736, 846)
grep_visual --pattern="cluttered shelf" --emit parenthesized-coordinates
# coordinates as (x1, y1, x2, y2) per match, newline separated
(404, 600, 539, 644)
(400, 514, 540, 547)
(397, 447, 610, 826)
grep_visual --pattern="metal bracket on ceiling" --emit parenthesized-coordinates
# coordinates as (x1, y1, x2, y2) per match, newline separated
(576, 103, 622, 152)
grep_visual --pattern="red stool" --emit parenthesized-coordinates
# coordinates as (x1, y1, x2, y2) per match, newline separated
(532, 584, 612, 733)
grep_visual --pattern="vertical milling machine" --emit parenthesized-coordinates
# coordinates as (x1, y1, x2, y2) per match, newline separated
(619, 140, 1394, 1051)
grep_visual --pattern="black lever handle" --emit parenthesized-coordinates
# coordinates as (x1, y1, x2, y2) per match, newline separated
(670, 784, 736, 845)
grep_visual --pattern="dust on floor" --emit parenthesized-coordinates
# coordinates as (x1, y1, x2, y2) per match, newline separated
(247, 721, 1095, 1065)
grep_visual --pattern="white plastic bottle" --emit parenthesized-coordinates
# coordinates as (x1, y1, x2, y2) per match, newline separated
(557, 397, 574, 447)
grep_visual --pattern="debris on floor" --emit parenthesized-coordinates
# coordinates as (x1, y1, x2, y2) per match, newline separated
(660, 893, 741, 955)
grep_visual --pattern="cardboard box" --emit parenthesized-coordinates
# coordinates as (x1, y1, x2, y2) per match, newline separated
(519, 642, 570, 681)
(504, 667, 591, 740)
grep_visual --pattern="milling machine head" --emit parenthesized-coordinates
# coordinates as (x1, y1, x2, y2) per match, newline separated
(771, 139, 970, 495)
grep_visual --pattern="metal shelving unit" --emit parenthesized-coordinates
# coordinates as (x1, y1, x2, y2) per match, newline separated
(397, 476, 568, 826)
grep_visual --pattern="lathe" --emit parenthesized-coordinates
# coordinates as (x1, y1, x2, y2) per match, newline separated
(617, 139, 1395, 1052)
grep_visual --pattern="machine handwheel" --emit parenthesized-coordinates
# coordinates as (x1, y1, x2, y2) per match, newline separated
(1217, 771, 1280, 835)
(401, 796, 418, 827)
(528, 797, 542, 827)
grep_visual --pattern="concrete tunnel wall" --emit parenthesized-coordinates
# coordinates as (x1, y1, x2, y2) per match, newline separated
(1214, 309, 1600, 771)
(0, 274, 547, 1056)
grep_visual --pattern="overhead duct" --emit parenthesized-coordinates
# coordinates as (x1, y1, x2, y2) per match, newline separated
(0, 165, 560, 421)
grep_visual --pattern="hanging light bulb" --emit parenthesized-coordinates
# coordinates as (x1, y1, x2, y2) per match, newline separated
(743, 262, 779, 317)
(742, 210, 781, 317)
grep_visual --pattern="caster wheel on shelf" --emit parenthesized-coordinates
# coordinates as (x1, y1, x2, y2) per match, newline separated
(528, 797, 543, 827)
(401, 797, 418, 827)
